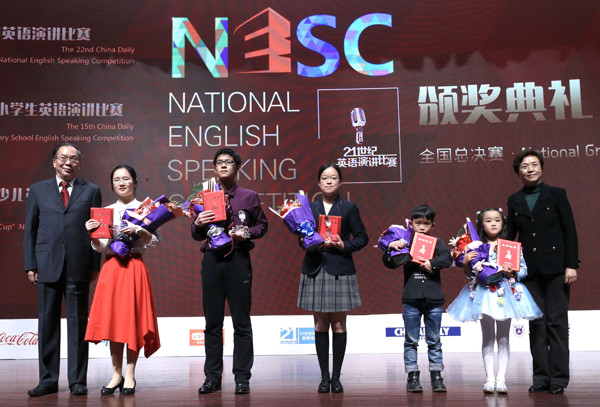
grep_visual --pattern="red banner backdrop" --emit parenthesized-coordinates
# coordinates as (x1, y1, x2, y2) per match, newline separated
(1, 0, 599, 318)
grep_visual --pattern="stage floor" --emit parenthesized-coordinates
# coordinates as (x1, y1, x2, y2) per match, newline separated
(1, 351, 596, 406)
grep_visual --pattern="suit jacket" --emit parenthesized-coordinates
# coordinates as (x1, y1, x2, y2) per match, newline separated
(401, 237, 453, 303)
(24, 177, 102, 283)
(506, 182, 579, 276)
(301, 197, 368, 276)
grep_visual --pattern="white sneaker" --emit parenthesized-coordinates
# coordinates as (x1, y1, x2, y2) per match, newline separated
(495, 381, 508, 394)
(483, 381, 495, 393)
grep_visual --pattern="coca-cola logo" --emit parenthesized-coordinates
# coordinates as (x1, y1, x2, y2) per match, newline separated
(0, 331, 38, 346)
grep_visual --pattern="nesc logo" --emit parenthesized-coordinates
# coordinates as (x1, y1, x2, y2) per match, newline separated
(173, 8, 393, 78)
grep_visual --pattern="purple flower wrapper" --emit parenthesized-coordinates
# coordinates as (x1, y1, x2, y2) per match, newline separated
(471, 243, 503, 285)
(378, 222, 412, 268)
(109, 240, 131, 257)
(109, 196, 181, 257)
(183, 201, 232, 252)
(206, 224, 232, 252)
(282, 193, 324, 251)
(269, 192, 324, 251)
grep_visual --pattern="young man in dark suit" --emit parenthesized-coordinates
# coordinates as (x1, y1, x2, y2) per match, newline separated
(24, 143, 102, 396)
(506, 149, 579, 395)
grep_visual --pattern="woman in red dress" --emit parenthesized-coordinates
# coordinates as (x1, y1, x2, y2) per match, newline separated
(85, 165, 161, 395)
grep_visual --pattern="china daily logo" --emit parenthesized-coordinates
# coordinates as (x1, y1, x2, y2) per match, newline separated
(172, 8, 393, 78)
(386, 327, 461, 338)
(280, 327, 315, 345)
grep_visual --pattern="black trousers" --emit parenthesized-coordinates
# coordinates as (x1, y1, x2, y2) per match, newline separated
(524, 272, 570, 387)
(201, 250, 253, 383)
(37, 273, 90, 387)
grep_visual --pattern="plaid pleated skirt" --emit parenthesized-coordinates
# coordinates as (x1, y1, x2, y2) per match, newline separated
(297, 265, 362, 312)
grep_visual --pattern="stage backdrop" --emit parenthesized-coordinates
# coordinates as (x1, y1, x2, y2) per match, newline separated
(1, 0, 599, 321)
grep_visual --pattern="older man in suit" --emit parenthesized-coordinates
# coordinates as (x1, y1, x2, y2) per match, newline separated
(24, 143, 102, 397)
(506, 149, 579, 395)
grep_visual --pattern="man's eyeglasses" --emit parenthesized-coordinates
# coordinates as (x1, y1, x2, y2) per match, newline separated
(215, 159, 235, 166)
(55, 155, 80, 164)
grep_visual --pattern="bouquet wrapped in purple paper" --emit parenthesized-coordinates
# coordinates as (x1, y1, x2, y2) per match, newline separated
(469, 241, 503, 285)
(449, 217, 502, 285)
(378, 219, 412, 268)
(269, 190, 324, 251)
(183, 180, 232, 253)
(110, 195, 184, 257)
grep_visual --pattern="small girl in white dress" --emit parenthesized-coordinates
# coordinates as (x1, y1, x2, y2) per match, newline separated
(447, 208, 542, 394)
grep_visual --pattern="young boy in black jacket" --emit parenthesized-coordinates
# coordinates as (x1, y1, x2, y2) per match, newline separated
(385, 204, 453, 393)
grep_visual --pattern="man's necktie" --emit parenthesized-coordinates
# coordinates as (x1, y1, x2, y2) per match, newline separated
(60, 181, 69, 207)
(224, 192, 233, 230)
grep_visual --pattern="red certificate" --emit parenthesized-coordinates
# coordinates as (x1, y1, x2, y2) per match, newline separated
(318, 215, 341, 241)
(409, 232, 437, 264)
(203, 190, 227, 222)
(496, 239, 521, 271)
(90, 207, 113, 239)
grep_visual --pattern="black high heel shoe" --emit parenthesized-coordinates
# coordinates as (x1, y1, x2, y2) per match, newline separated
(101, 377, 125, 395)
(122, 379, 136, 396)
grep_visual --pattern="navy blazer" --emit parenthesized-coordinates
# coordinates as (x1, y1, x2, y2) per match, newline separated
(401, 238, 453, 303)
(507, 182, 579, 276)
(24, 177, 102, 283)
(301, 197, 368, 276)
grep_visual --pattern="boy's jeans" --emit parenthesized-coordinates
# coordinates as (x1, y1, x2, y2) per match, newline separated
(402, 301, 443, 372)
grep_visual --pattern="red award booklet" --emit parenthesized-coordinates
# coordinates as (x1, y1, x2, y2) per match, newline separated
(409, 232, 437, 264)
(318, 215, 341, 241)
(90, 207, 113, 239)
(496, 239, 521, 271)
(203, 190, 227, 222)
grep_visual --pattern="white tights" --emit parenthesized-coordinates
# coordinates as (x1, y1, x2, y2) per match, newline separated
(480, 315, 511, 383)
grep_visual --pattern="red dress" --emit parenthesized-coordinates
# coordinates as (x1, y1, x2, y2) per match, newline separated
(85, 255, 160, 357)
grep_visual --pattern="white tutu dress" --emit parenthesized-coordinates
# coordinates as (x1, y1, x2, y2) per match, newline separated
(447, 250, 542, 322)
